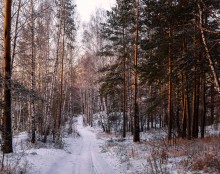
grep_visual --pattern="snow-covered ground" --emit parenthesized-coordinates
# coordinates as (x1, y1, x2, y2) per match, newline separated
(22, 116, 118, 174)
(96, 125, 220, 174)
(3, 116, 219, 174)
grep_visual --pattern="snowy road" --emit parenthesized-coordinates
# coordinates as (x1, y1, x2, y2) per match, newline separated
(73, 116, 116, 174)
(27, 116, 117, 174)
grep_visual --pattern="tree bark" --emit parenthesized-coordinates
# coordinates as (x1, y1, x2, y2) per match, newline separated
(133, 0, 140, 142)
(31, 0, 36, 143)
(168, 25, 173, 141)
(58, 24, 65, 132)
(122, 20, 126, 138)
(192, 7, 201, 138)
(210, 83, 214, 125)
(192, 71, 199, 138)
(2, 0, 13, 153)
(181, 73, 186, 138)
(185, 77, 191, 140)
(200, 76, 206, 138)
(57, 0, 65, 134)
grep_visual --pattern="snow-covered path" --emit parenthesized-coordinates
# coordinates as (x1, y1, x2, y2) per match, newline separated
(73, 116, 116, 174)
(27, 116, 117, 174)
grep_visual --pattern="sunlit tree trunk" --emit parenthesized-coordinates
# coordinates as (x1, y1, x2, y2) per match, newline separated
(52, 15, 62, 141)
(2, 0, 13, 153)
(192, 10, 200, 139)
(43, 9, 52, 143)
(58, 29, 65, 132)
(133, 0, 140, 142)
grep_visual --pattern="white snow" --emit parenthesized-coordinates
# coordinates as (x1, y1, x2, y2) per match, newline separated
(24, 116, 118, 174)
(5, 116, 219, 174)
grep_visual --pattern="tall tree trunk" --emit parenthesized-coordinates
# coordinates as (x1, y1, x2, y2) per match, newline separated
(31, 0, 36, 143)
(192, 9, 200, 139)
(58, 25, 65, 132)
(52, 14, 62, 141)
(168, 25, 173, 141)
(122, 21, 126, 138)
(57, 0, 65, 134)
(181, 35, 187, 138)
(128, 67, 133, 133)
(133, 0, 140, 142)
(181, 73, 186, 138)
(185, 76, 191, 140)
(210, 83, 214, 125)
(43, 15, 52, 143)
(192, 72, 199, 138)
(2, 0, 13, 153)
(181, 73, 191, 139)
(81, 89, 85, 114)
(200, 76, 206, 138)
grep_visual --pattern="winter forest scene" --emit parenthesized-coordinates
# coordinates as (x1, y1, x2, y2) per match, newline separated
(0, 0, 220, 173)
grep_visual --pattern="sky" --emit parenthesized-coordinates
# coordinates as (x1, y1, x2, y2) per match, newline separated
(74, 0, 116, 56)
(75, 0, 115, 22)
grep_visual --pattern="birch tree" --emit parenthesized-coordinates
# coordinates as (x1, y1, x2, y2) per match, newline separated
(30, 0, 36, 143)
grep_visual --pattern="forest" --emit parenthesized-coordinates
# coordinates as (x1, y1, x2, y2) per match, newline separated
(0, 0, 220, 173)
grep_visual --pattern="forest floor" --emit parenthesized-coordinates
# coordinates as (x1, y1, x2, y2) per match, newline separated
(5, 116, 118, 174)
(2, 115, 220, 174)
(95, 124, 220, 174)
(97, 131, 220, 174)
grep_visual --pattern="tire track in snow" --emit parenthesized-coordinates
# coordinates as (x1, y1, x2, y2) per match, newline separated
(29, 116, 116, 174)
(75, 116, 117, 174)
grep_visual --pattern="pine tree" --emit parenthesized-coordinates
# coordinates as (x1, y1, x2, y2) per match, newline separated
(2, 0, 13, 153)
(99, 0, 136, 137)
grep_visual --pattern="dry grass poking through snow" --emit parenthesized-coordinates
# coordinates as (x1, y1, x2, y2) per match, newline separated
(99, 130, 220, 174)
(177, 136, 220, 173)
(153, 136, 220, 174)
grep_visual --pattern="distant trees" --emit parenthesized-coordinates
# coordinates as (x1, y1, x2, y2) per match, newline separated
(54, 0, 76, 139)
(78, 8, 108, 127)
